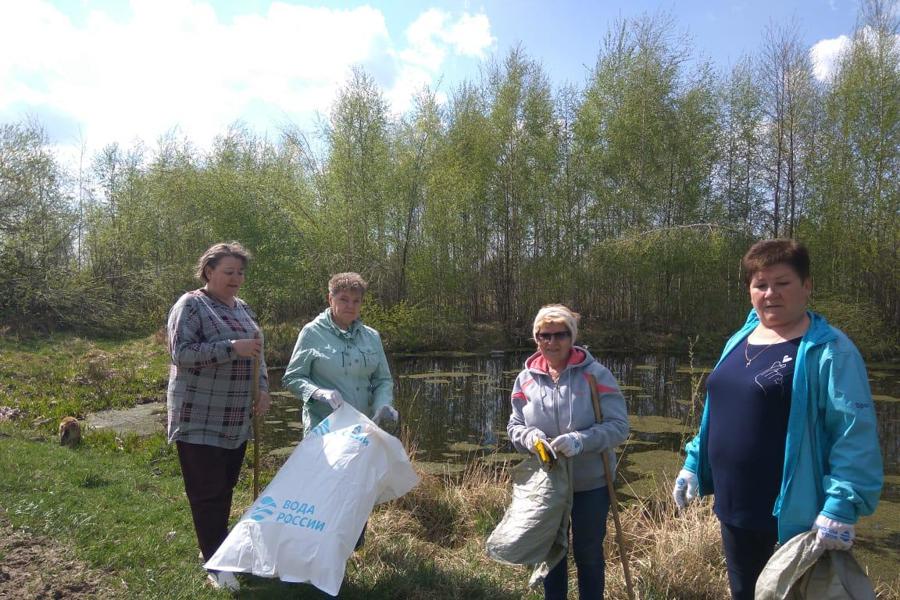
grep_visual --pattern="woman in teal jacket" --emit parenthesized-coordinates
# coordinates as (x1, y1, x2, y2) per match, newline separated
(282, 272, 397, 435)
(673, 239, 882, 600)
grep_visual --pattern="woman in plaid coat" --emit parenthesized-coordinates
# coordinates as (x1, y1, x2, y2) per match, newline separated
(166, 241, 270, 591)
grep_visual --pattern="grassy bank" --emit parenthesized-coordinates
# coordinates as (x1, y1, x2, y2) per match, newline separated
(2, 424, 898, 599)
(0, 422, 723, 599)
(0, 333, 170, 429)
(1, 334, 897, 599)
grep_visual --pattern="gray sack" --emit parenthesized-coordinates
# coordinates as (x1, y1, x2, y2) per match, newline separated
(755, 530, 876, 600)
(485, 455, 573, 588)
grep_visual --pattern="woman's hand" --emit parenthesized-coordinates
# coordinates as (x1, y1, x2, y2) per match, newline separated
(550, 432, 584, 457)
(373, 405, 399, 424)
(672, 468, 699, 509)
(813, 515, 855, 551)
(231, 338, 262, 358)
(525, 429, 550, 454)
(313, 389, 344, 410)
(254, 391, 271, 416)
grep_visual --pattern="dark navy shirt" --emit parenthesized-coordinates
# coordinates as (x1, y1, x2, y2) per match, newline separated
(706, 337, 801, 532)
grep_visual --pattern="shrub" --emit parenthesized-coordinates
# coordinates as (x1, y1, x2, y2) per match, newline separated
(811, 297, 900, 360)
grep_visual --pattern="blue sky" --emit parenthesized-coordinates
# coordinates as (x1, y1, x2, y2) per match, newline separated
(0, 1, 864, 161)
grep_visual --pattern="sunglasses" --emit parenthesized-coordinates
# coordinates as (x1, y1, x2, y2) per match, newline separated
(536, 331, 571, 343)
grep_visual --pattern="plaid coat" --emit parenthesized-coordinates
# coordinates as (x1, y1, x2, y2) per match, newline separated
(166, 289, 268, 448)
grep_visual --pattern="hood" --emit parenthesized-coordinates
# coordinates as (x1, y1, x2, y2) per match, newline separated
(525, 346, 593, 375)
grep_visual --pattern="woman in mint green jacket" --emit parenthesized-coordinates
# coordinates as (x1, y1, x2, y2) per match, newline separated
(673, 239, 882, 600)
(282, 272, 397, 435)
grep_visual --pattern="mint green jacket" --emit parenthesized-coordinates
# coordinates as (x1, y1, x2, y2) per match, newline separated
(684, 310, 883, 543)
(282, 309, 394, 433)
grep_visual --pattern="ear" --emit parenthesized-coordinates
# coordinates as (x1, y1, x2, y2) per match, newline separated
(803, 277, 812, 294)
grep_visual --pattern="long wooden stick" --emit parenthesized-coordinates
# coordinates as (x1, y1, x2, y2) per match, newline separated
(251, 350, 261, 501)
(588, 373, 635, 600)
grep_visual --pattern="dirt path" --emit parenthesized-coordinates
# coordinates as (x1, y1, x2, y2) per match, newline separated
(0, 510, 121, 600)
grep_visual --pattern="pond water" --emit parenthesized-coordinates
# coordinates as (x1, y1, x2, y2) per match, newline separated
(262, 350, 899, 584)
(264, 351, 898, 480)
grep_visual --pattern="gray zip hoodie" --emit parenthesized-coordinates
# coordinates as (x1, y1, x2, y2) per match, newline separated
(507, 347, 630, 492)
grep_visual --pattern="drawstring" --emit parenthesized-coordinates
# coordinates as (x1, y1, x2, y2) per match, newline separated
(566, 369, 574, 431)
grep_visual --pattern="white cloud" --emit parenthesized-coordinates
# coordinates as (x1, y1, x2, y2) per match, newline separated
(391, 9, 495, 113)
(809, 34, 850, 81)
(0, 1, 493, 158)
(810, 26, 900, 82)
(445, 12, 494, 58)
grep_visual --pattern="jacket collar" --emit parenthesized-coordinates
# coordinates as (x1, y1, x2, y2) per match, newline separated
(723, 309, 836, 363)
(739, 309, 835, 344)
(322, 308, 361, 337)
(525, 347, 591, 375)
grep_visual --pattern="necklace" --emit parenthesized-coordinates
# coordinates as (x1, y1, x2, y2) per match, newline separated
(744, 340, 774, 367)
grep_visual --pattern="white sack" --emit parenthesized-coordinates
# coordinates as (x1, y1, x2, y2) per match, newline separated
(204, 403, 419, 597)
(485, 456, 573, 587)
(755, 530, 876, 600)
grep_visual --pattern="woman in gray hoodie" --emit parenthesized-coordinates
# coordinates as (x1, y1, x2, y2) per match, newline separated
(508, 304, 629, 600)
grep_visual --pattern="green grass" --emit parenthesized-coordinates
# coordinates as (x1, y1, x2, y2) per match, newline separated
(3, 423, 899, 599)
(0, 333, 170, 429)
(1, 334, 897, 599)
(0, 424, 541, 599)
(0, 425, 208, 599)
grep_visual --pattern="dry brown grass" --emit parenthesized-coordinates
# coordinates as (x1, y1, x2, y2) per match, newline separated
(605, 473, 729, 599)
(362, 458, 732, 599)
(362, 458, 540, 599)
(366, 458, 900, 600)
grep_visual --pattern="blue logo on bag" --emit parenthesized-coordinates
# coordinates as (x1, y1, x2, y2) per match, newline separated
(250, 495, 277, 522)
(343, 424, 370, 446)
(275, 499, 327, 532)
(311, 418, 331, 437)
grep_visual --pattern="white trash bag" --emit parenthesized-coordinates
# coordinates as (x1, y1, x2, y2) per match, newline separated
(204, 403, 419, 597)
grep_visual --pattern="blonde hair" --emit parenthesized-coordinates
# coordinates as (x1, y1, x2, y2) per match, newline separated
(328, 272, 368, 296)
(194, 242, 250, 282)
(532, 304, 579, 344)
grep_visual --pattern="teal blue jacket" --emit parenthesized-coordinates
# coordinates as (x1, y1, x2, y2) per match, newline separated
(684, 310, 883, 543)
(282, 309, 394, 434)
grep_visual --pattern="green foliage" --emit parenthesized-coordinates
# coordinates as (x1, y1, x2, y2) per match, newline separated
(260, 320, 305, 368)
(0, 426, 228, 599)
(811, 297, 900, 360)
(1, 5, 897, 345)
(363, 301, 468, 352)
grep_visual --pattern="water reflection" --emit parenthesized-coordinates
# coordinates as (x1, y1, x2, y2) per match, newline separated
(261, 353, 899, 584)
(265, 352, 898, 476)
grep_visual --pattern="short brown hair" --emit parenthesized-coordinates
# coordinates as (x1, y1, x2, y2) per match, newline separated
(328, 272, 368, 296)
(742, 239, 810, 286)
(194, 242, 250, 282)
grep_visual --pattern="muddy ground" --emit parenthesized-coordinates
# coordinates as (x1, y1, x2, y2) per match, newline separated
(0, 509, 121, 600)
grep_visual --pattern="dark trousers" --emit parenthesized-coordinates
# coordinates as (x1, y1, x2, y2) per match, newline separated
(177, 441, 247, 563)
(719, 521, 778, 600)
(544, 486, 610, 600)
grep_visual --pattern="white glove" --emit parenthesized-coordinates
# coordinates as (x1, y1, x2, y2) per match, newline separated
(672, 468, 699, 509)
(313, 389, 343, 410)
(550, 432, 584, 457)
(373, 405, 399, 424)
(524, 429, 549, 454)
(813, 515, 855, 551)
